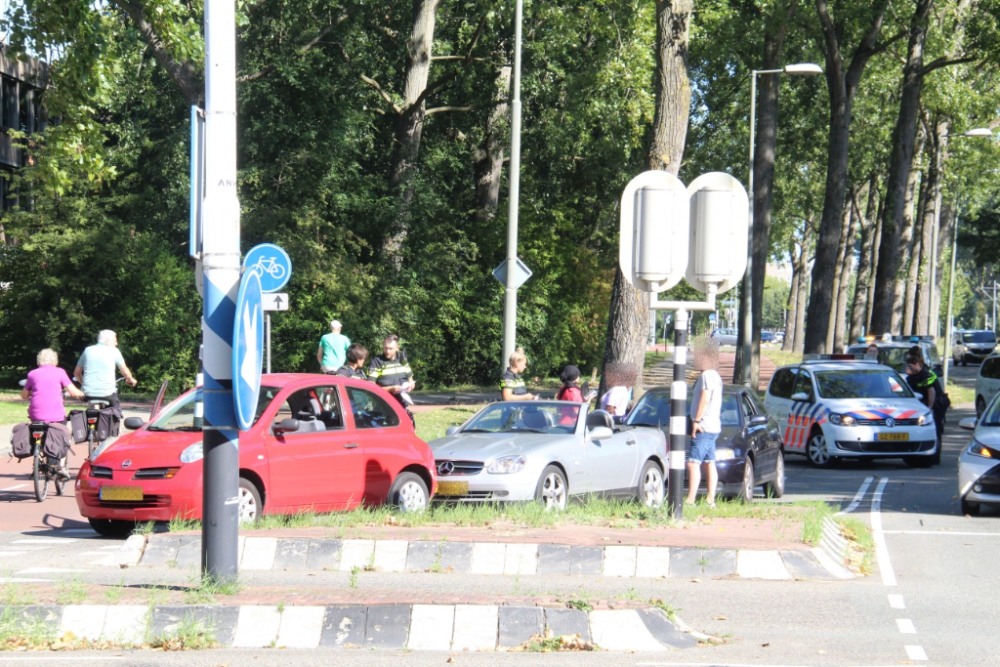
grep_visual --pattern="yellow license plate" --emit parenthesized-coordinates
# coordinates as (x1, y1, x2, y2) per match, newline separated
(436, 481, 469, 496)
(99, 486, 143, 501)
(877, 432, 909, 441)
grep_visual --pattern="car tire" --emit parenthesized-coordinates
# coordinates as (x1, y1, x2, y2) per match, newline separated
(88, 518, 136, 538)
(238, 477, 262, 526)
(806, 432, 835, 468)
(636, 460, 665, 508)
(977, 396, 986, 418)
(535, 465, 568, 511)
(388, 472, 429, 513)
(763, 450, 785, 499)
(961, 497, 980, 516)
(737, 457, 755, 503)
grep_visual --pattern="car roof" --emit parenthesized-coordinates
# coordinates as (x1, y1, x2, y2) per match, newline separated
(776, 362, 895, 372)
(642, 384, 748, 394)
(260, 373, 370, 388)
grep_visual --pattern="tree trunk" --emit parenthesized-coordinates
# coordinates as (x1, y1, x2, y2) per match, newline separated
(734, 0, 799, 387)
(868, 0, 934, 334)
(827, 184, 854, 351)
(805, 0, 891, 353)
(912, 155, 935, 334)
(849, 175, 878, 341)
(472, 66, 511, 224)
(926, 123, 949, 335)
(793, 220, 812, 354)
(897, 126, 926, 335)
(384, 0, 442, 260)
(783, 243, 800, 352)
(603, 0, 692, 390)
(867, 185, 886, 330)
(834, 194, 857, 351)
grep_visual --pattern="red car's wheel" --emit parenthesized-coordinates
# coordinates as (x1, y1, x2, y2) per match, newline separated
(389, 472, 428, 513)
(238, 477, 262, 525)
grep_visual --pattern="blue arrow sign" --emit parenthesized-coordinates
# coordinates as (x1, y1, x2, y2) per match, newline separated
(243, 243, 292, 293)
(233, 268, 264, 431)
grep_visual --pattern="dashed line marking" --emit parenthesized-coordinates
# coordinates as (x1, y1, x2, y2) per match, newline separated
(896, 619, 916, 634)
(871, 477, 897, 586)
(888, 594, 905, 609)
(12, 538, 77, 545)
(884, 530, 1000, 536)
(0, 485, 28, 492)
(835, 475, 873, 515)
(905, 645, 929, 661)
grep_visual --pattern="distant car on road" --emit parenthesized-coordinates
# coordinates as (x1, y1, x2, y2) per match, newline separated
(77, 374, 437, 536)
(760, 331, 777, 344)
(958, 396, 1000, 515)
(624, 385, 784, 501)
(975, 354, 1000, 417)
(710, 328, 738, 346)
(954, 330, 997, 366)
(429, 401, 667, 509)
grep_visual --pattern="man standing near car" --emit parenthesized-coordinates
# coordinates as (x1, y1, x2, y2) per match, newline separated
(318, 320, 351, 373)
(686, 337, 722, 508)
(369, 335, 417, 423)
(74, 330, 137, 408)
(905, 347, 946, 450)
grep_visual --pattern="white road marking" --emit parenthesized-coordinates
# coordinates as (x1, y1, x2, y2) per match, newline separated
(0, 553, 29, 558)
(835, 475, 874, 515)
(871, 477, 897, 586)
(12, 539, 77, 545)
(0, 577, 50, 583)
(888, 594, 905, 609)
(736, 550, 791, 580)
(905, 645, 929, 661)
(0, 484, 28, 492)
(884, 530, 1000, 536)
(896, 618, 917, 633)
(0, 658, 126, 662)
(17, 568, 88, 574)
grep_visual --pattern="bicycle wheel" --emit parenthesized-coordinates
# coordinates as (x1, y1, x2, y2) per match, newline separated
(54, 457, 67, 496)
(33, 450, 48, 502)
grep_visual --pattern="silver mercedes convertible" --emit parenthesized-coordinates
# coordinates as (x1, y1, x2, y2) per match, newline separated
(428, 401, 667, 510)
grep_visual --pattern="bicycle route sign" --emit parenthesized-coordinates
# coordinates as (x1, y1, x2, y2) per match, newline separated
(243, 243, 291, 293)
(233, 267, 264, 431)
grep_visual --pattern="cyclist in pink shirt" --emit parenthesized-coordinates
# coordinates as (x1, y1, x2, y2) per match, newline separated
(22, 349, 85, 423)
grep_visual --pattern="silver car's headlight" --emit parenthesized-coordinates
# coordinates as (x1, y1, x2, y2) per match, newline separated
(715, 448, 736, 461)
(828, 413, 855, 426)
(180, 443, 204, 464)
(917, 412, 933, 426)
(487, 455, 526, 474)
(969, 441, 1000, 459)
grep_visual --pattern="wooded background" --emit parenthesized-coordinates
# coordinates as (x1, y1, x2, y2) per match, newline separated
(1, 0, 999, 392)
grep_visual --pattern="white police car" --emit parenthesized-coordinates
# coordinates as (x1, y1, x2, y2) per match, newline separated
(764, 356, 939, 468)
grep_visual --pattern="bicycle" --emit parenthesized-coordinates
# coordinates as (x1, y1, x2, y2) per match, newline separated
(28, 422, 68, 502)
(251, 256, 286, 281)
(83, 377, 126, 460)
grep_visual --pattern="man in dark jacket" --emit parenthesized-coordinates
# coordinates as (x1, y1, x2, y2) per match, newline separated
(905, 348, 945, 459)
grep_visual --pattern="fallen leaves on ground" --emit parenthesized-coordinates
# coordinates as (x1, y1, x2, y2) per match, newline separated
(513, 629, 596, 652)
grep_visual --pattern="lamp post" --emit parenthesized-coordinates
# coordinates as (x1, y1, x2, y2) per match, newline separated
(738, 62, 822, 385)
(930, 128, 993, 338)
(501, 0, 524, 367)
(938, 128, 992, 389)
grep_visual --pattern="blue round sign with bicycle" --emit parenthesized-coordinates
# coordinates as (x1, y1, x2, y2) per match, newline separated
(243, 243, 291, 293)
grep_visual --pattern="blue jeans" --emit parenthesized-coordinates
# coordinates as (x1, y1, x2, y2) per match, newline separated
(689, 430, 720, 463)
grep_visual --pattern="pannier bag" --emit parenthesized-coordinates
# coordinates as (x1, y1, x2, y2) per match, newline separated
(68, 410, 88, 444)
(9, 423, 32, 459)
(96, 407, 121, 442)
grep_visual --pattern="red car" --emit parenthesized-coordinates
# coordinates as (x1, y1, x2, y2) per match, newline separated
(76, 374, 437, 536)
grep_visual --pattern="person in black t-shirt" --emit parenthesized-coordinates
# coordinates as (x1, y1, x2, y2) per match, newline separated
(335, 344, 371, 381)
(904, 347, 945, 447)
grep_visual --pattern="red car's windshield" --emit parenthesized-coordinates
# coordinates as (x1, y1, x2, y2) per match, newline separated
(147, 385, 280, 431)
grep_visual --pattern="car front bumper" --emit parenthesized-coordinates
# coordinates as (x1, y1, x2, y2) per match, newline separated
(825, 424, 938, 458)
(432, 470, 539, 503)
(959, 452, 1000, 506)
(75, 461, 201, 522)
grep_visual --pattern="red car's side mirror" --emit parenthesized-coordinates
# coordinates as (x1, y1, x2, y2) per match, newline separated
(273, 418, 300, 434)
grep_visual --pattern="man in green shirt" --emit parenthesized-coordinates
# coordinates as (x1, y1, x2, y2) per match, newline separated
(317, 320, 351, 373)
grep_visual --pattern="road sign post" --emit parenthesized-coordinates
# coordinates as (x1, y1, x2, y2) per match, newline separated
(261, 293, 289, 374)
(244, 247, 291, 375)
(233, 268, 264, 431)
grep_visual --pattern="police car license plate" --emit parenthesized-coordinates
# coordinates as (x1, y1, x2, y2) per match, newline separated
(877, 433, 909, 441)
(99, 486, 143, 502)
(436, 481, 469, 496)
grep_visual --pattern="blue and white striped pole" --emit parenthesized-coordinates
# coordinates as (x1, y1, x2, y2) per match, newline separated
(200, 0, 241, 582)
(668, 309, 688, 520)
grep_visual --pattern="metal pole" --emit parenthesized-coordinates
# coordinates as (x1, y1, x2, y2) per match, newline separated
(200, 0, 241, 583)
(668, 308, 689, 520)
(737, 71, 757, 386)
(501, 0, 523, 368)
(265, 313, 271, 374)
(944, 201, 960, 389)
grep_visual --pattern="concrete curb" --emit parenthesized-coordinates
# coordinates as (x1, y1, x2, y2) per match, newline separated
(1, 604, 699, 651)
(815, 517, 857, 579)
(134, 534, 851, 581)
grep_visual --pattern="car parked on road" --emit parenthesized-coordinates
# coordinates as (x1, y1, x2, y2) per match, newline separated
(710, 328, 738, 346)
(765, 358, 939, 467)
(429, 401, 666, 509)
(760, 331, 777, 344)
(623, 385, 784, 501)
(76, 374, 437, 536)
(846, 338, 943, 378)
(975, 354, 1000, 417)
(953, 329, 997, 366)
(958, 396, 1000, 515)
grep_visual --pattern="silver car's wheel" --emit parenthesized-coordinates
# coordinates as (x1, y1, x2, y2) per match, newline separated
(637, 461, 665, 508)
(389, 472, 429, 513)
(807, 433, 833, 467)
(535, 465, 568, 511)
(238, 478, 262, 525)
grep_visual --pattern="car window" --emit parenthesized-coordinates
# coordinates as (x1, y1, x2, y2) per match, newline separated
(814, 370, 915, 399)
(983, 358, 998, 380)
(793, 371, 814, 400)
(346, 387, 400, 429)
(627, 391, 741, 427)
(966, 331, 996, 343)
(769, 369, 796, 398)
(921, 344, 941, 367)
(741, 393, 756, 419)
(147, 385, 279, 432)
(981, 394, 1000, 425)
(461, 402, 579, 434)
(272, 386, 345, 434)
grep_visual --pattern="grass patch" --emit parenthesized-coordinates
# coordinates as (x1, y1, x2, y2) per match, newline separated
(797, 500, 836, 545)
(648, 598, 678, 621)
(0, 609, 57, 650)
(0, 400, 27, 426)
(762, 350, 803, 368)
(514, 629, 596, 652)
(103, 575, 127, 604)
(564, 598, 593, 613)
(54, 577, 88, 606)
(683, 497, 835, 544)
(182, 577, 242, 605)
(168, 517, 200, 533)
(0, 581, 36, 607)
(147, 615, 218, 650)
(835, 516, 875, 574)
(645, 351, 671, 369)
(946, 382, 975, 406)
(414, 405, 484, 442)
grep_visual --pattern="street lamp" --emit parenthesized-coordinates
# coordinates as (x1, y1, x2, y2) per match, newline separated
(936, 128, 992, 390)
(738, 62, 822, 385)
(501, 0, 525, 368)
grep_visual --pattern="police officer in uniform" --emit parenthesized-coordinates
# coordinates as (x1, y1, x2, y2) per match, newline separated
(369, 335, 416, 422)
(501, 348, 538, 401)
(335, 344, 371, 381)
